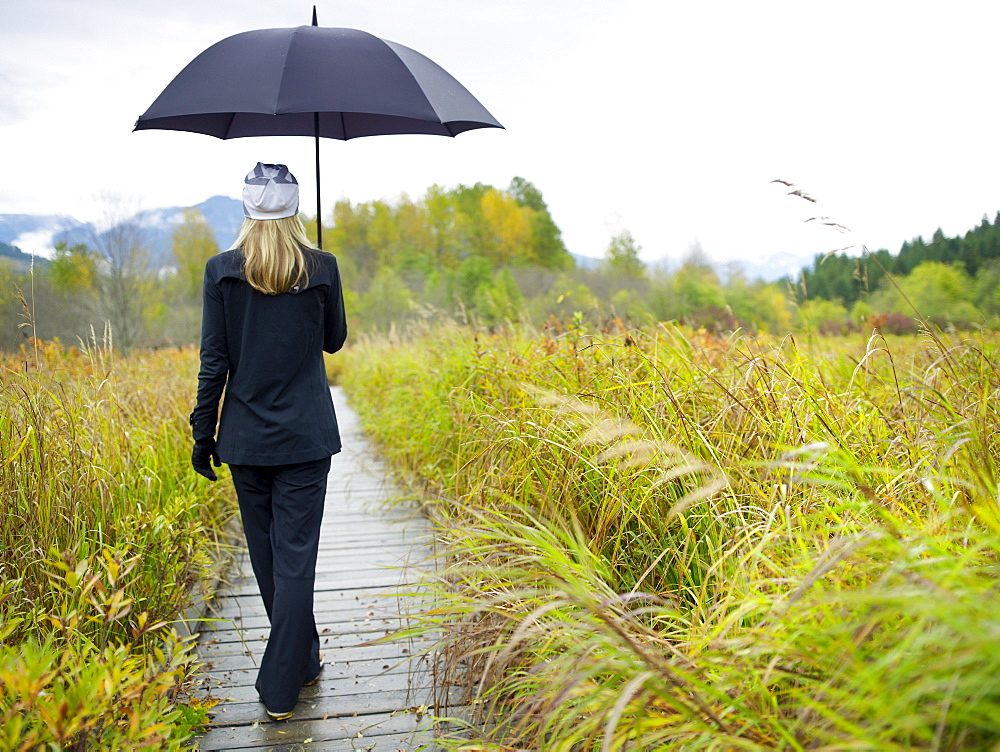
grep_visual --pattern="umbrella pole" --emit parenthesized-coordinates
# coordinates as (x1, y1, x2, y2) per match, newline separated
(313, 7, 322, 249)
(314, 112, 322, 249)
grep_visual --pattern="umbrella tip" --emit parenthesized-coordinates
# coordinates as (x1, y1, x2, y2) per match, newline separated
(312, 5, 318, 25)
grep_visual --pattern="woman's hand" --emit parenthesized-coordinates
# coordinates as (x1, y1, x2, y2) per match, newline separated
(192, 438, 222, 481)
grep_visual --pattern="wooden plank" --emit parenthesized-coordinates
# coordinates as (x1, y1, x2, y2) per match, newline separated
(198, 635, 434, 663)
(202, 600, 411, 624)
(204, 603, 424, 622)
(222, 582, 418, 600)
(200, 670, 433, 703)
(202, 586, 408, 610)
(201, 612, 409, 637)
(210, 732, 429, 751)
(199, 654, 429, 683)
(214, 572, 423, 591)
(199, 620, 412, 645)
(198, 710, 432, 750)
(205, 689, 434, 727)
(199, 661, 429, 692)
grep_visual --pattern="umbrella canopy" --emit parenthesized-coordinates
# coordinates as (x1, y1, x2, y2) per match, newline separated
(134, 21, 502, 246)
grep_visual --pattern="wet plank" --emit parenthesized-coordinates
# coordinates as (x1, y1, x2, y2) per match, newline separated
(193, 386, 440, 750)
(198, 709, 432, 750)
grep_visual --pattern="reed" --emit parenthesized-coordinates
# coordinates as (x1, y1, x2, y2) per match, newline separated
(0, 337, 236, 748)
(341, 321, 1000, 750)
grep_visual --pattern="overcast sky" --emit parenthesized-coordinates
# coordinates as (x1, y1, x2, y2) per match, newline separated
(2, 0, 999, 266)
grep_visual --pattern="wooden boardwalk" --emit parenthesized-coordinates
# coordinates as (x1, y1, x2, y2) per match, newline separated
(194, 387, 438, 751)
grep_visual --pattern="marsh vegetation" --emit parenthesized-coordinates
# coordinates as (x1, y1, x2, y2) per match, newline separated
(341, 321, 1000, 750)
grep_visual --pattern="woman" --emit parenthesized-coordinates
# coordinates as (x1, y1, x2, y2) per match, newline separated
(190, 162, 347, 720)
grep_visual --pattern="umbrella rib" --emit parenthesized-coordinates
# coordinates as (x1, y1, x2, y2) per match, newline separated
(382, 41, 446, 132)
(224, 111, 238, 139)
(274, 29, 298, 119)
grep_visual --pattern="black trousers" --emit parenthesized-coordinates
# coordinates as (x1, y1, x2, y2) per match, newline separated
(229, 456, 331, 713)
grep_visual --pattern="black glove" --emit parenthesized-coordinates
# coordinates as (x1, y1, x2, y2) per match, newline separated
(192, 438, 222, 481)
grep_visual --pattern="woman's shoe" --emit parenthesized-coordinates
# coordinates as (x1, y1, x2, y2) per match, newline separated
(303, 651, 325, 687)
(266, 708, 294, 721)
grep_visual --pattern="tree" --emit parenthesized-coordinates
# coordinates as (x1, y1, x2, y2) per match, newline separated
(508, 176, 571, 269)
(974, 260, 1000, 319)
(395, 195, 433, 273)
(474, 268, 524, 326)
(330, 200, 375, 280)
(604, 229, 645, 278)
(455, 255, 494, 310)
(49, 242, 96, 295)
(172, 209, 218, 300)
(357, 266, 413, 332)
(87, 195, 153, 354)
(507, 176, 545, 211)
(480, 189, 531, 265)
(874, 261, 979, 326)
(667, 244, 724, 321)
(450, 183, 491, 256)
(424, 185, 463, 269)
(367, 200, 399, 270)
(159, 209, 220, 344)
(748, 284, 794, 333)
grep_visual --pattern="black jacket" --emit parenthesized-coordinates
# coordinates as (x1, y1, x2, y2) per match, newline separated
(190, 247, 348, 465)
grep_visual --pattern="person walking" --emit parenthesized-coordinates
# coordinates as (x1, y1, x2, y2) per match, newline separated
(189, 162, 348, 720)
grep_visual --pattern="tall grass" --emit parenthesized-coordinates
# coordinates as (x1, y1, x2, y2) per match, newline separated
(0, 336, 236, 748)
(341, 321, 1000, 750)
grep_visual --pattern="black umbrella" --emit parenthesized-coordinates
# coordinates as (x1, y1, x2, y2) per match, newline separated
(134, 9, 502, 248)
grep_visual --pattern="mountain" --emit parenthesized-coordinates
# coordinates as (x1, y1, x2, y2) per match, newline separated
(0, 239, 48, 272)
(641, 251, 811, 282)
(0, 214, 88, 260)
(727, 250, 814, 282)
(133, 195, 245, 265)
(570, 252, 601, 270)
(0, 196, 245, 267)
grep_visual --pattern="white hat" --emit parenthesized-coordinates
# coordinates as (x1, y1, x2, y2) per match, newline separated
(242, 163, 299, 220)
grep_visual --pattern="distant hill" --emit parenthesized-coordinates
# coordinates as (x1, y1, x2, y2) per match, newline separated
(570, 252, 601, 270)
(0, 214, 87, 260)
(132, 195, 245, 264)
(0, 196, 245, 267)
(572, 251, 811, 282)
(0, 239, 38, 272)
(733, 250, 816, 282)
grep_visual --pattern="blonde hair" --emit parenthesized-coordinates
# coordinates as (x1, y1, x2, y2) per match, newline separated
(230, 215, 317, 295)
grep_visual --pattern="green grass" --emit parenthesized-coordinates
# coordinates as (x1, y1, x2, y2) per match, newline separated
(340, 321, 1000, 750)
(1, 338, 236, 748)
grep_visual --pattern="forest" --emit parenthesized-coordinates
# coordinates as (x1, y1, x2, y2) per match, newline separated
(3, 177, 1000, 352)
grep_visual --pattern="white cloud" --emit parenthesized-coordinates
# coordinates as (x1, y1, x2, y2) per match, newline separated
(1, 0, 999, 268)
